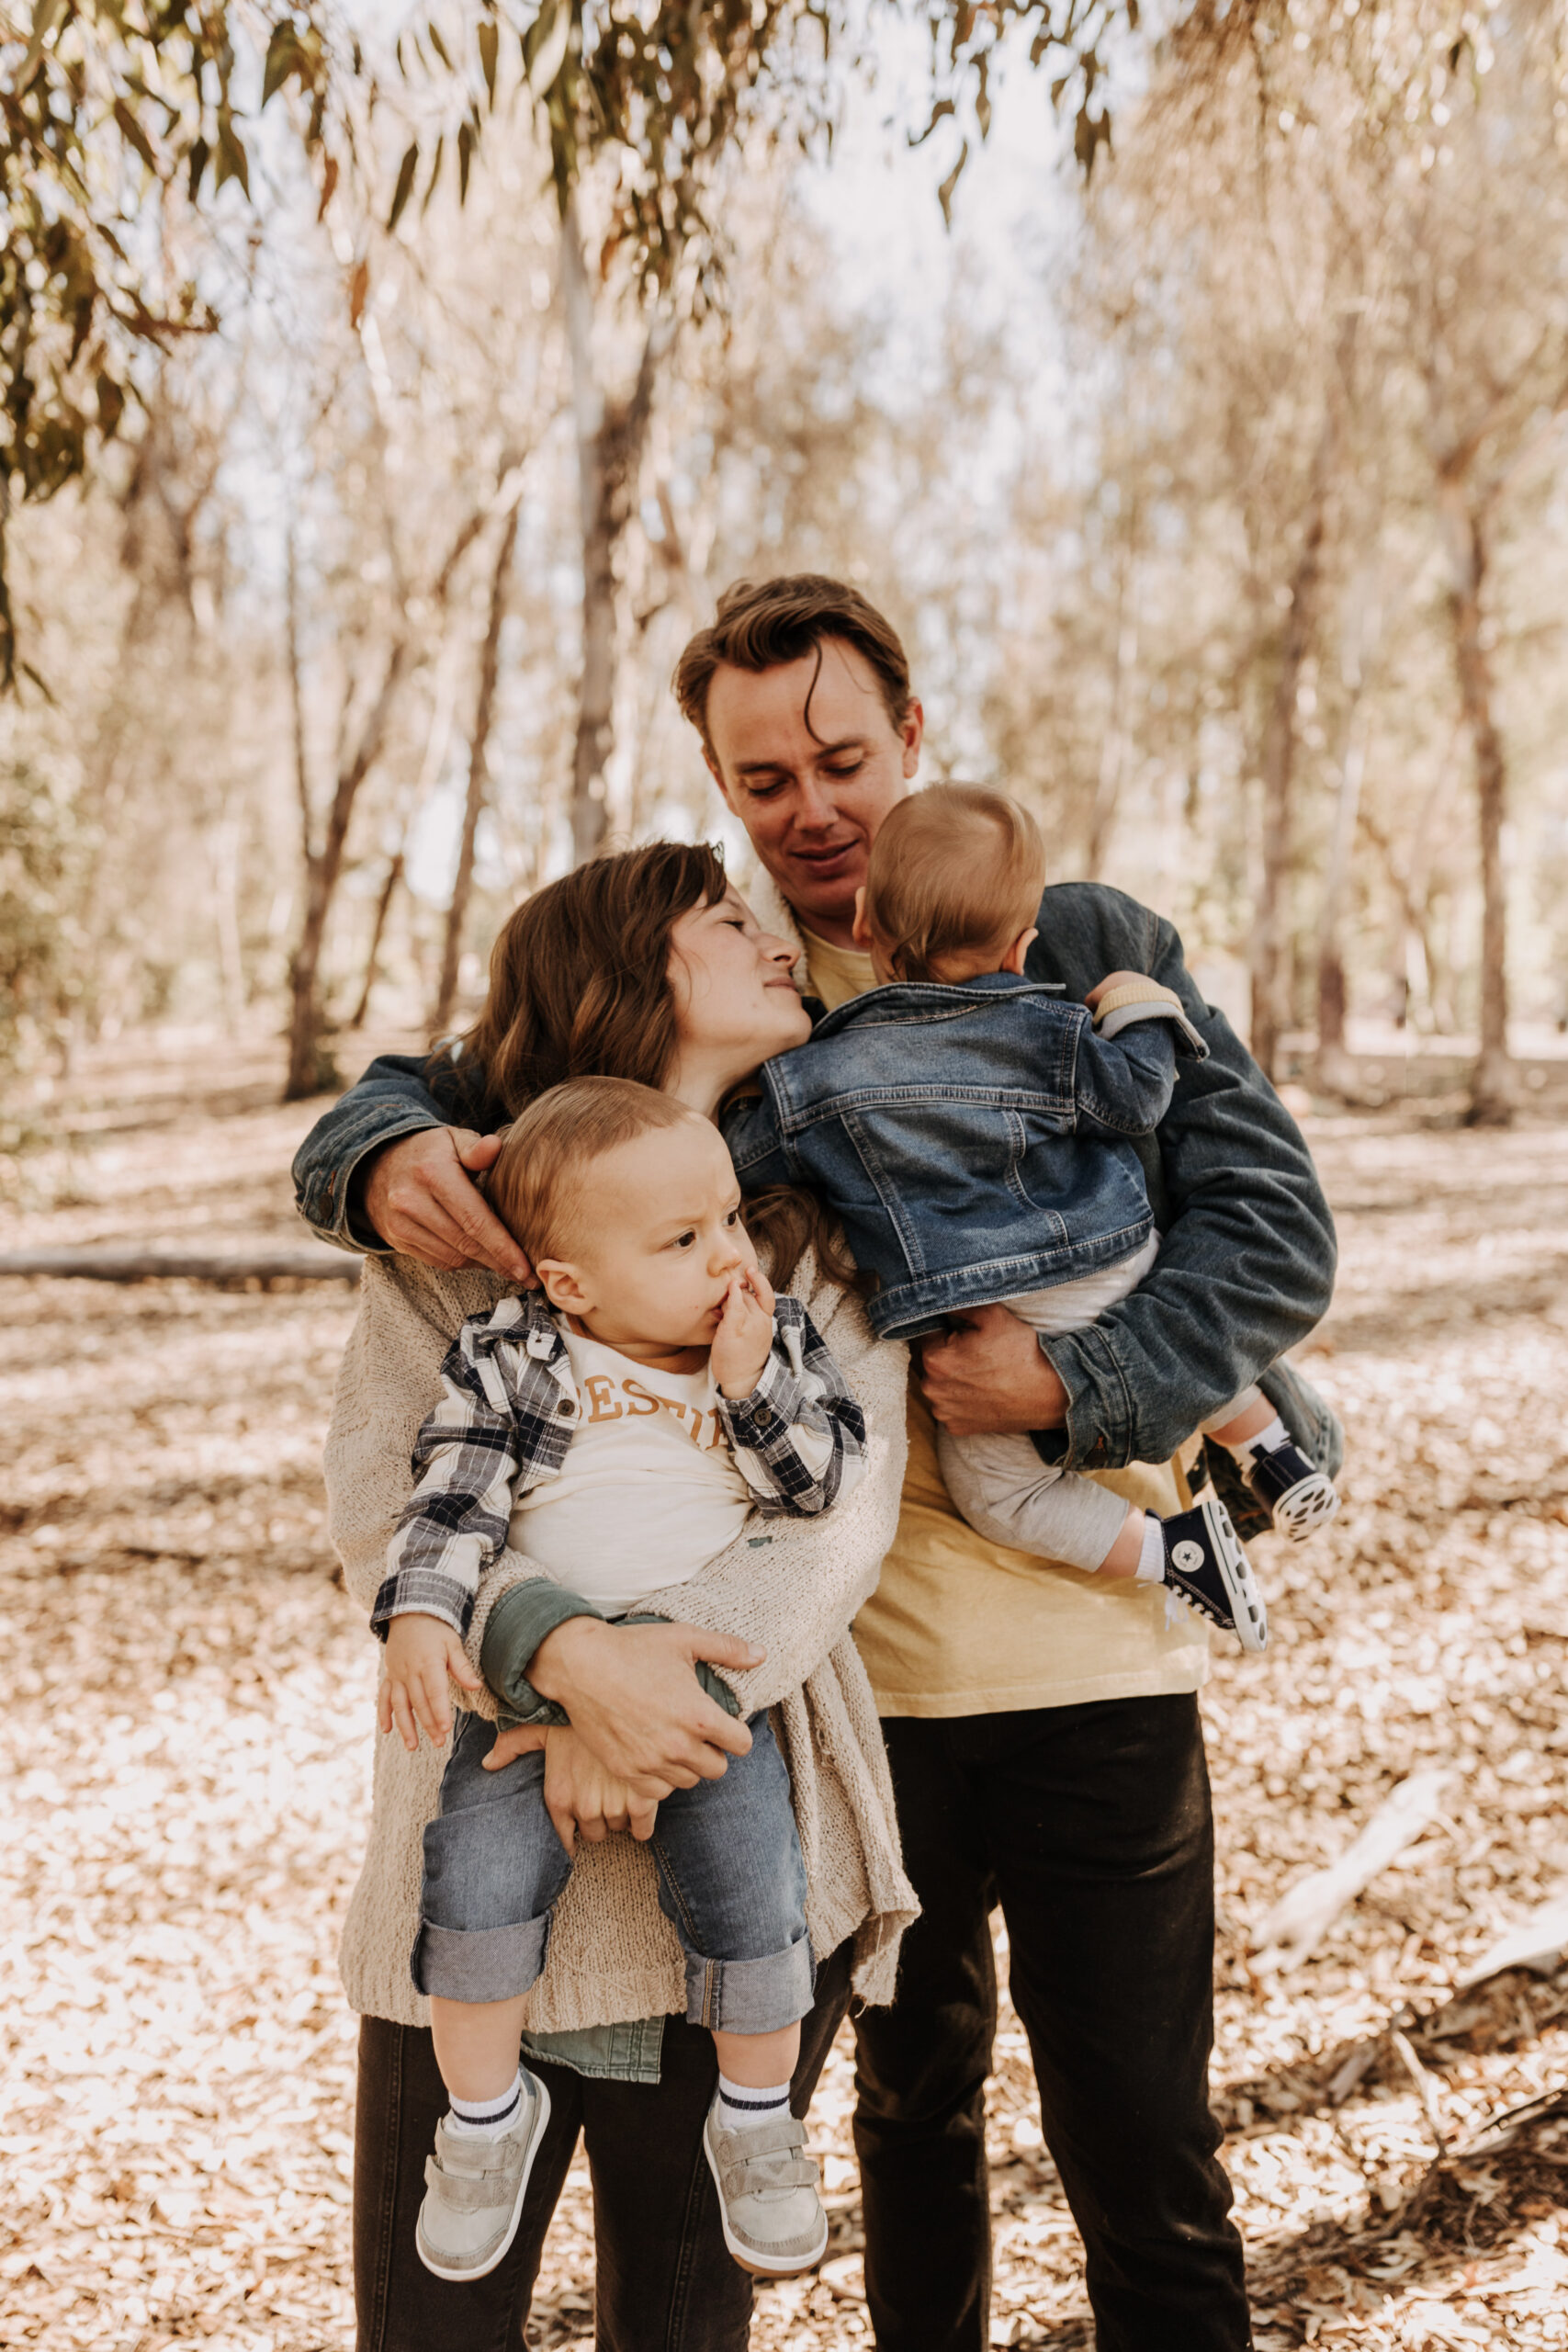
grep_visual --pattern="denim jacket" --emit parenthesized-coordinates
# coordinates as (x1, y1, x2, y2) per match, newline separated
(721, 972, 1207, 1341)
(290, 879, 1339, 1489)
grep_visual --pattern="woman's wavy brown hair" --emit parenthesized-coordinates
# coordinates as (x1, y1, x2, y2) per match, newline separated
(435, 841, 856, 1294)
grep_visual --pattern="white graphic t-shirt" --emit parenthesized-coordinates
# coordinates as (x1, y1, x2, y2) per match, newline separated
(510, 1329, 755, 1612)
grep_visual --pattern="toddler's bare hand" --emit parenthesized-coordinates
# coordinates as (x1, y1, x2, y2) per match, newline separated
(711, 1265, 776, 1399)
(1085, 969, 1159, 1011)
(378, 1612, 484, 1752)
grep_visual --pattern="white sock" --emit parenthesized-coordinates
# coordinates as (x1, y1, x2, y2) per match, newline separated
(446, 2070, 523, 2139)
(1229, 1414, 1290, 1464)
(716, 2071, 793, 2133)
(1134, 1516, 1167, 1584)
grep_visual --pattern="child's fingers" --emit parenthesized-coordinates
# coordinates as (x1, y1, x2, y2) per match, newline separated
(446, 1643, 483, 1692)
(389, 1681, 420, 1753)
(377, 1679, 392, 1736)
(413, 1666, 453, 1746)
(746, 1264, 775, 1317)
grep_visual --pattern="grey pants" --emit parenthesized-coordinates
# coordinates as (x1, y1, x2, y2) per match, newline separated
(939, 1382, 1263, 1576)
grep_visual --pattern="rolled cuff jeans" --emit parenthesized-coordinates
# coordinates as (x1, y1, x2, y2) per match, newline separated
(412, 1708, 815, 2034)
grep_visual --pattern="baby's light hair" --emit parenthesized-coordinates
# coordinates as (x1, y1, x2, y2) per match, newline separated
(485, 1076, 703, 1262)
(863, 784, 1047, 983)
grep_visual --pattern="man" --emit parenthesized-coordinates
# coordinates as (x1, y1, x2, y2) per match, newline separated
(296, 574, 1337, 2349)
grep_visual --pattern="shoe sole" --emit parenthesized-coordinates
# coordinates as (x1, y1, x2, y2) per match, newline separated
(416, 2076, 552, 2284)
(1203, 1500, 1269, 1655)
(1272, 1475, 1339, 1544)
(702, 2120, 829, 2279)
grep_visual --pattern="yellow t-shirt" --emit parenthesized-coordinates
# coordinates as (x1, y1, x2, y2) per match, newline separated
(797, 926, 1209, 1719)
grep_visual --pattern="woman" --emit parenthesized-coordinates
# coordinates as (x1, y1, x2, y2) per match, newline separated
(326, 842, 914, 2351)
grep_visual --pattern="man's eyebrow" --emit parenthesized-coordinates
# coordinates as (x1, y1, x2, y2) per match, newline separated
(735, 736, 867, 776)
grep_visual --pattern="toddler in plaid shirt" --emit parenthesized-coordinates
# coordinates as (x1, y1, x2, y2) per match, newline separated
(374, 1077, 864, 2286)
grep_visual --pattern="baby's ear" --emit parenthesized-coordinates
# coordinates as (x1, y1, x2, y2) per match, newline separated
(851, 888, 872, 949)
(1000, 925, 1038, 977)
(536, 1259, 589, 1313)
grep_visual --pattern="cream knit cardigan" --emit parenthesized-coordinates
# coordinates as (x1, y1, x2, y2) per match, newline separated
(329, 1248, 917, 2032)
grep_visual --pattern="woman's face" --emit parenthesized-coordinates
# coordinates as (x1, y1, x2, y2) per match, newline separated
(666, 888, 812, 1103)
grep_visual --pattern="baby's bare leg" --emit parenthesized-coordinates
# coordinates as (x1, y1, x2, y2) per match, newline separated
(430, 1993, 531, 2104)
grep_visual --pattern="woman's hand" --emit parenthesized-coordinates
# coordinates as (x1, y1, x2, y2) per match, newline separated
(710, 1264, 776, 1398)
(527, 1617, 762, 1787)
(536, 1724, 662, 1855)
(379, 1612, 485, 1750)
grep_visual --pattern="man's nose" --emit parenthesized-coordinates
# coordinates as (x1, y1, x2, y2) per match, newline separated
(793, 774, 837, 832)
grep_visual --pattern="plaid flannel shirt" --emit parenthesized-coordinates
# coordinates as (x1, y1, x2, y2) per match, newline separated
(372, 1288, 867, 1638)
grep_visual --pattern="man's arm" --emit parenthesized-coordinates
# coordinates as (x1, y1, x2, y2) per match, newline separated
(1042, 904, 1337, 1472)
(290, 1050, 528, 1277)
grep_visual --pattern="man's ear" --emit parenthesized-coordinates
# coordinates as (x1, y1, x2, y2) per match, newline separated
(899, 698, 925, 781)
(1000, 926, 1038, 978)
(852, 888, 873, 949)
(536, 1260, 591, 1314)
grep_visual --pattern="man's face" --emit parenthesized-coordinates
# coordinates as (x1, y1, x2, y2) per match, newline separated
(703, 638, 923, 942)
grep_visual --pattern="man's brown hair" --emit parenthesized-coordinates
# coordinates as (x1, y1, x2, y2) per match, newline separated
(863, 785, 1047, 983)
(486, 1077, 700, 1262)
(673, 574, 913, 754)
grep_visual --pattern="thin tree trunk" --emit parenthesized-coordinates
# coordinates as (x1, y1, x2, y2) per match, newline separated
(1249, 486, 1326, 1082)
(349, 850, 405, 1031)
(434, 496, 521, 1034)
(285, 634, 411, 1099)
(560, 198, 671, 867)
(1441, 488, 1511, 1124)
(1314, 716, 1365, 1091)
(1088, 599, 1136, 882)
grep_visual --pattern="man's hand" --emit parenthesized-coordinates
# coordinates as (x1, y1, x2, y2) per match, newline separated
(359, 1126, 531, 1279)
(535, 1724, 662, 1855)
(378, 1612, 485, 1750)
(919, 1305, 1070, 1438)
(710, 1265, 776, 1399)
(527, 1617, 762, 1788)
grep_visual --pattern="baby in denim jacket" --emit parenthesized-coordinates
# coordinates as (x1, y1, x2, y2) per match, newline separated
(723, 785, 1339, 1650)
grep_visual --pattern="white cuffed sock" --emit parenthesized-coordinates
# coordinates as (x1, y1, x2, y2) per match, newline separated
(716, 2072, 793, 2133)
(1134, 1515, 1167, 1584)
(1231, 1413, 1290, 1464)
(446, 2070, 523, 2139)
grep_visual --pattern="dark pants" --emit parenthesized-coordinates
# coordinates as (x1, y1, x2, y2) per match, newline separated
(853, 1696, 1251, 2352)
(352, 1939, 853, 2352)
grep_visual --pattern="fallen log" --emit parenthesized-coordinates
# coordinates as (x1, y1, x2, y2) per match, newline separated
(1251, 1766, 1455, 1973)
(0, 1249, 360, 1286)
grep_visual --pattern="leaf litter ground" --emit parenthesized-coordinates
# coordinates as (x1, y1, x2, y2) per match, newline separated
(2, 1028, 1566, 2349)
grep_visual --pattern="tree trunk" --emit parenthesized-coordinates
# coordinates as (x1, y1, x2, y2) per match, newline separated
(285, 635, 410, 1100)
(434, 495, 521, 1034)
(1314, 695, 1369, 1093)
(349, 849, 405, 1031)
(1249, 490, 1326, 1082)
(1442, 490, 1511, 1124)
(560, 198, 671, 867)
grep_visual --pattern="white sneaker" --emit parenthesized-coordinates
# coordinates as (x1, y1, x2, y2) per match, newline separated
(703, 2095, 829, 2278)
(415, 2070, 551, 2281)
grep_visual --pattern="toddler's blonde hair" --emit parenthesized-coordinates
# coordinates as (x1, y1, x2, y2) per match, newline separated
(485, 1075, 701, 1262)
(863, 784, 1047, 983)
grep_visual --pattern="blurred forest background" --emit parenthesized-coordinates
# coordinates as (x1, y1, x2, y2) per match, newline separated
(6, 10, 1568, 2351)
(4, 0, 1567, 1144)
